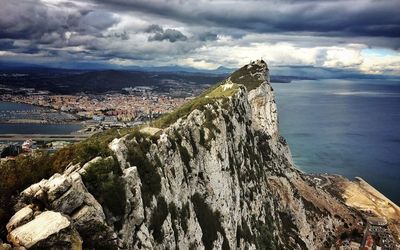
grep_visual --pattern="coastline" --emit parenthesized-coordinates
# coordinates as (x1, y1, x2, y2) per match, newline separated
(323, 175, 400, 242)
(0, 99, 64, 112)
(0, 100, 84, 125)
(0, 120, 84, 125)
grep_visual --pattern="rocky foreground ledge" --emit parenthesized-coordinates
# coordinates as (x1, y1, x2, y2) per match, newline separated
(1, 60, 399, 249)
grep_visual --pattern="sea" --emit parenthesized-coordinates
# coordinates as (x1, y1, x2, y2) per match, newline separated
(0, 101, 82, 134)
(273, 79, 400, 205)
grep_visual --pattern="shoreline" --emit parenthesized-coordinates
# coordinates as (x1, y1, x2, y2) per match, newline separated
(0, 99, 82, 119)
(0, 120, 84, 125)
(316, 174, 400, 242)
(0, 100, 89, 125)
(0, 99, 64, 112)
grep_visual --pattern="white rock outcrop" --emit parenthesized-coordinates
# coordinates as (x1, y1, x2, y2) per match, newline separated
(7, 211, 73, 249)
(6, 206, 33, 233)
(5, 60, 363, 249)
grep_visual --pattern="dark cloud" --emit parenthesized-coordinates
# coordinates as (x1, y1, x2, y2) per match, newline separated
(77, 10, 119, 33)
(0, 0, 65, 40)
(0, 0, 119, 42)
(145, 24, 163, 33)
(93, 0, 400, 40)
(0, 0, 124, 65)
(198, 32, 218, 42)
(108, 31, 129, 40)
(146, 25, 187, 42)
(0, 40, 14, 50)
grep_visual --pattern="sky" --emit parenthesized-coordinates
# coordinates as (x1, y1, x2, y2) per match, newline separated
(0, 0, 399, 75)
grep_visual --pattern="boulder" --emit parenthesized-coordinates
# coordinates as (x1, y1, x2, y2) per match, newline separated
(7, 211, 79, 249)
(45, 174, 72, 202)
(6, 206, 33, 232)
(50, 175, 86, 214)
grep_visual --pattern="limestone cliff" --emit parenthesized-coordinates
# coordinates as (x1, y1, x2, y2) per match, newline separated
(4, 60, 366, 249)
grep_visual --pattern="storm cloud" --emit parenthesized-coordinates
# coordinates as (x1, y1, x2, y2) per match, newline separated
(0, 1, 118, 41)
(146, 25, 187, 42)
(92, 0, 400, 38)
(0, 0, 399, 74)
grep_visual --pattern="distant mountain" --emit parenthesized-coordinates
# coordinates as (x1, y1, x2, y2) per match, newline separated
(1, 60, 399, 80)
(0, 60, 233, 75)
(0, 68, 226, 94)
(3, 61, 396, 96)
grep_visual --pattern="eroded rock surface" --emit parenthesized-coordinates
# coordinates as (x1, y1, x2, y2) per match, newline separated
(5, 60, 377, 249)
(7, 211, 79, 249)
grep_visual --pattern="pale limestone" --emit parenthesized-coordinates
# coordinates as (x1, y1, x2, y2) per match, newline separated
(8, 211, 70, 248)
(6, 206, 33, 232)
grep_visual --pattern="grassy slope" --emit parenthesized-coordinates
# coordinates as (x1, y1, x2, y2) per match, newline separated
(152, 62, 265, 128)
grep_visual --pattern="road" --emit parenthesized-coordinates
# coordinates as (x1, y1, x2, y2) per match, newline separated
(0, 134, 91, 141)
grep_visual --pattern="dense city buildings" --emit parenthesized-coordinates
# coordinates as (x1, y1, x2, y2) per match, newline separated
(0, 88, 192, 123)
(0, 86, 198, 159)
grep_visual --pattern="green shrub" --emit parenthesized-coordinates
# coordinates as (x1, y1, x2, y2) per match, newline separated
(50, 128, 135, 173)
(172, 131, 191, 172)
(151, 80, 240, 129)
(277, 211, 307, 249)
(254, 222, 277, 250)
(180, 202, 190, 233)
(230, 64, 264, 91)
(191, 193, 229, 250)
(126, 136, 161, 208)
(0, 127, 135, 238)
(80, 222, 118, 250)
(149, 196, 168, 243)
(236, 219, 254, 247)
(82, 157, 126, 220)
(252, 204, 279, 250)
(169, 202, 179, 244)
(0, 152, 54, 237)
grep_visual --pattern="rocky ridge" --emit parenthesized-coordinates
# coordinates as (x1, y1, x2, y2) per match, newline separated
(2, 60, 379, 249)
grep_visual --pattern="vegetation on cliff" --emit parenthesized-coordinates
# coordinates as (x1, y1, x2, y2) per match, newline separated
(82, 157, 126, 220)
(0, 60, 269, 243)
(152, 80, 241, 128)
(230, 62, 266, 91)
(126, 133, 162, 208)
(191, 193, 230, 250)
(152, 60, 266, 129)
(0, 127, 135, 236)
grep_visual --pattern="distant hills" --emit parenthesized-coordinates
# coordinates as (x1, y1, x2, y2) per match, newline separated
(0, 69, 224, 94)
(0, 61, 233, 75)
(0, 63, 306, 94)
(2, 61, 395, 95)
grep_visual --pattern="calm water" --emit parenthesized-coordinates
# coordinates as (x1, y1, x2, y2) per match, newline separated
(0, 102, 82, 134)
(273, 79, 400, 204)
(0, 101, 44, 112)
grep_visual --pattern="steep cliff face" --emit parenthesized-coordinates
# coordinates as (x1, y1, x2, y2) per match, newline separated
(5, 60, 363, 249)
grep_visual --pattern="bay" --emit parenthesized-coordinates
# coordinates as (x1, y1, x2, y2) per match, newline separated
(273, 79, 400, 204)
(0, 101, 82, 134)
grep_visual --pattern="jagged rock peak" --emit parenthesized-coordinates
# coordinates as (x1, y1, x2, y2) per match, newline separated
(3, 60, 365, 250)
(228, 59, 269, 91)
